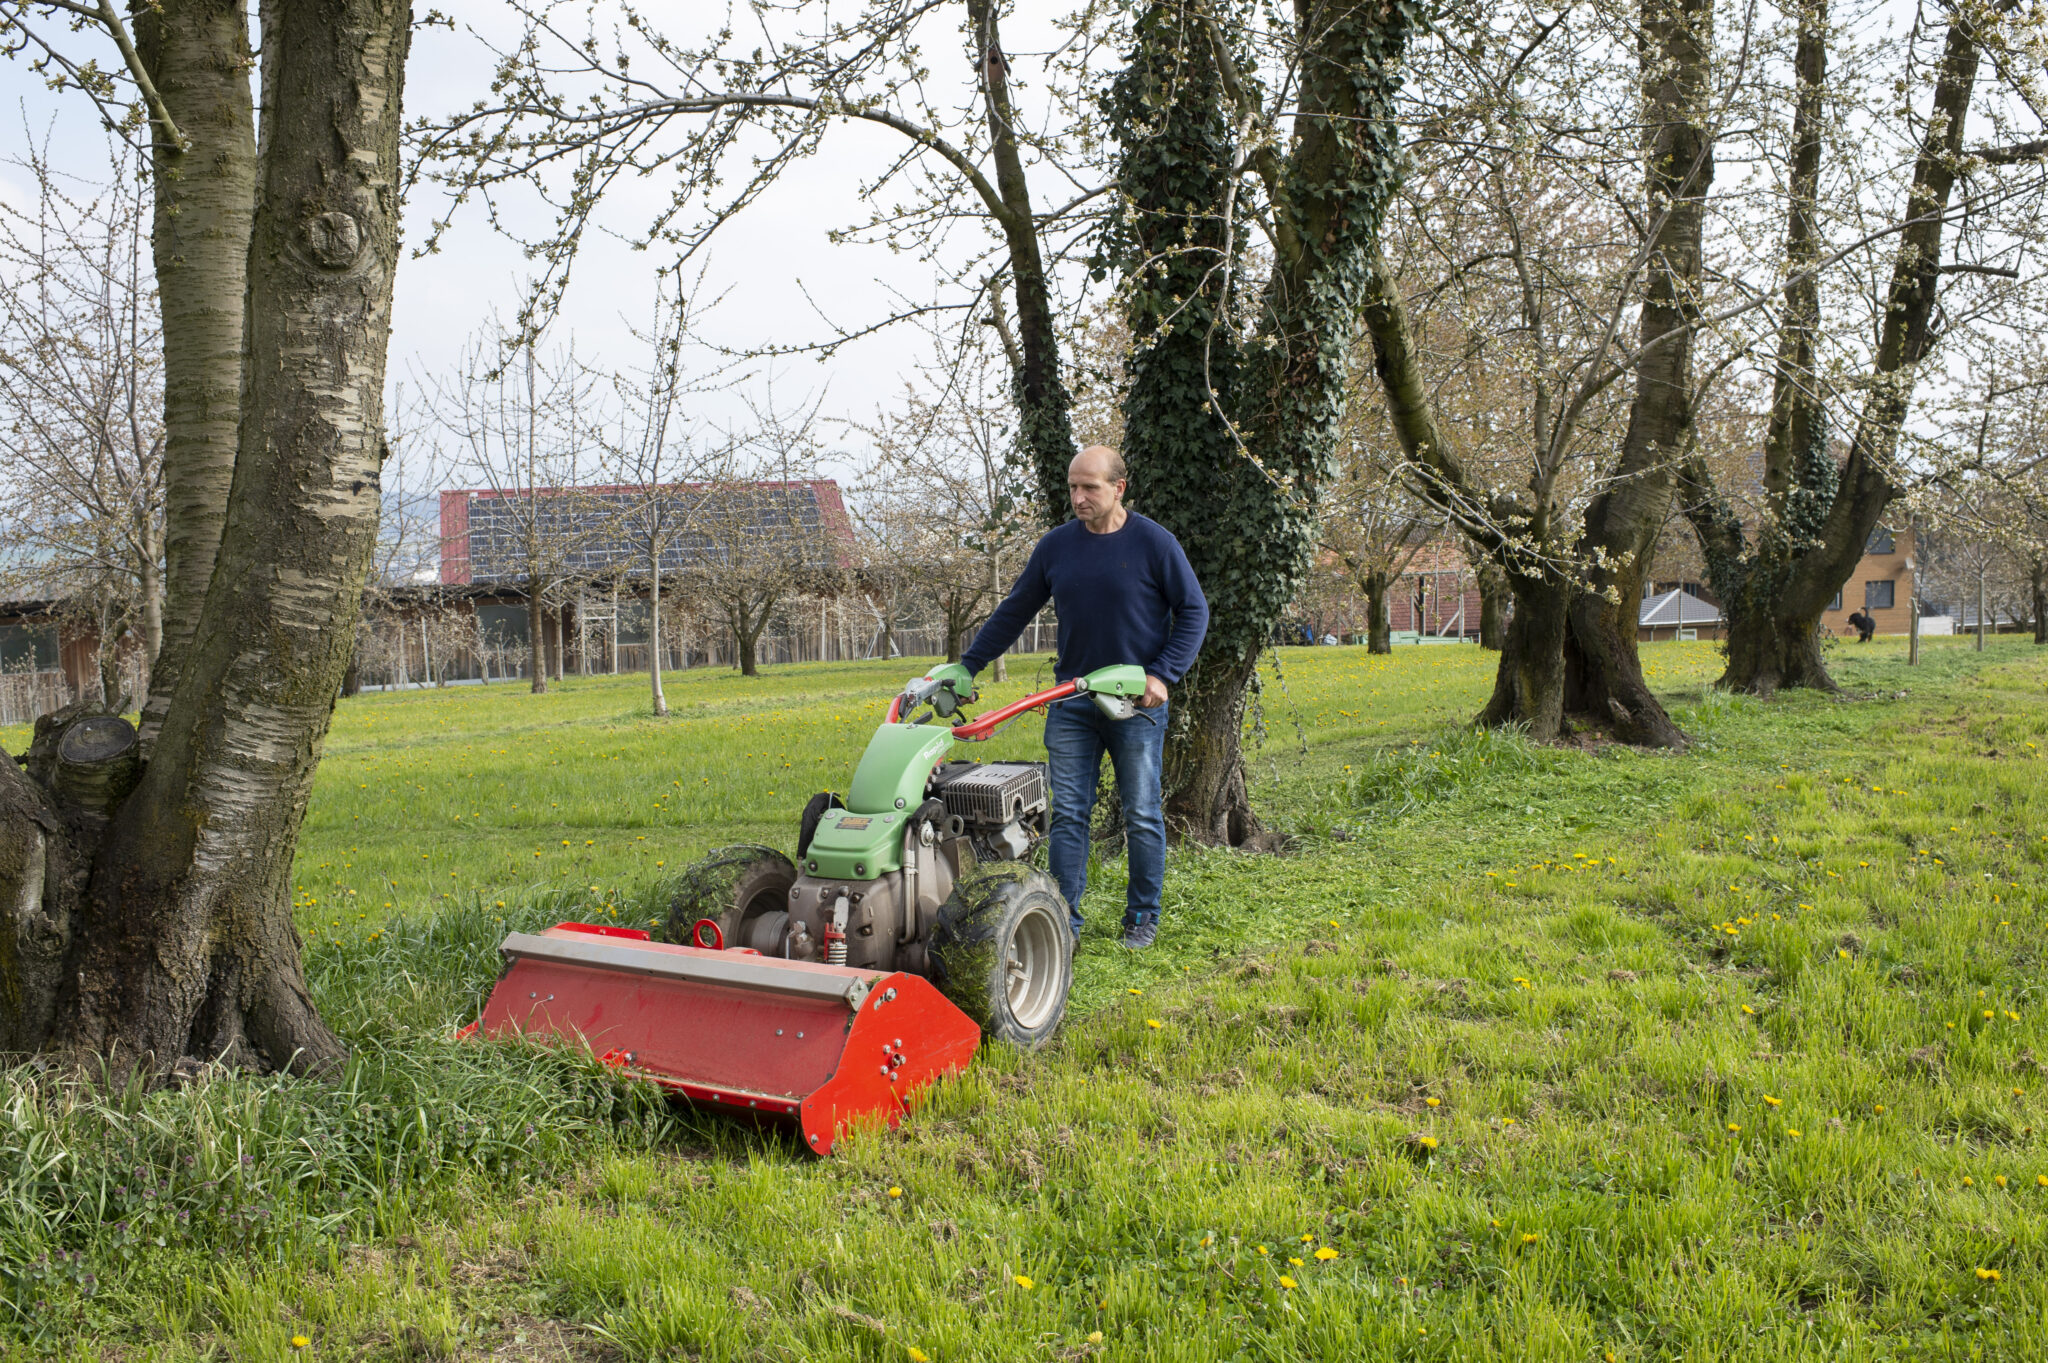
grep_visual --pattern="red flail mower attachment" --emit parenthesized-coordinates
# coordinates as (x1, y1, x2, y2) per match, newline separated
(461, 923, 980, 1154)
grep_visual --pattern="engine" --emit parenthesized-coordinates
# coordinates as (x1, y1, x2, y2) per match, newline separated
(777, 761, 1049, 976)
(926, 760, 1049, 861)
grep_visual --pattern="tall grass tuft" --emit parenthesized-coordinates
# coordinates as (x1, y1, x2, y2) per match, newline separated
(0, 890, 672, 1345)
(1345, 723, 1557, 819)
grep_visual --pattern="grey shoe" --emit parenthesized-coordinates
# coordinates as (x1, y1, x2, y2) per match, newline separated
(1121, 919, 1158, 950)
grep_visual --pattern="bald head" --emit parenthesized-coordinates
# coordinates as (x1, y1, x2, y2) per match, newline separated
(1071, 445, 1127, 482)
(1068, 445, 1129, 532)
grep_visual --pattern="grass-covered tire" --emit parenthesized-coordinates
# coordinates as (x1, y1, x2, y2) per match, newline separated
(658, 845, 795, 951)
(930, 865, 1073, 1049)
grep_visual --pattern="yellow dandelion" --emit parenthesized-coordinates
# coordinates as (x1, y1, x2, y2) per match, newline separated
(291, 1339, 310, 1351)
(1521, 1233, 1540, 1245)
(1315, 1246, 1339, 1260)
(1087, 1333, 1104, 1345)
(1976, 1267, 2002, 1282)
(888, 1186, 903, 1198)
(1786, 1128, 1801, 1138)
(1014, 1275, 1034, 1290)
(1278, 1275, 1298, 1289)
(909, 1349, 930, 1363)
(1288, 1256, 1304, 1267)
(1997, 1175, 2009, 1188)
(1426, 1097, 1441, 1107)
(1727, 1123, 1741, 1134)
(1145, 1018, 1162, 1030)
(1763, 1095, 1781, 1107)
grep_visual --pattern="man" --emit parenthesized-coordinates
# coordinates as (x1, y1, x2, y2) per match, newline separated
(932, 446, 1208, 949)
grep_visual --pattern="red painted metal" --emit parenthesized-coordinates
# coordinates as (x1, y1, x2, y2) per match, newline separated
(691, 918, 725, 950)
(556, 921, 652, 941)
(948, 680, 1077, 742)
(468, 923, 980, 1155)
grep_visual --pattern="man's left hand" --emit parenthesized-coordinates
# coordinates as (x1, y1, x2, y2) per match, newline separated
(1140, 674, 1169, 708)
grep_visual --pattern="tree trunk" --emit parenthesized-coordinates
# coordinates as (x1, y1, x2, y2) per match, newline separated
(137, 549, 164, 670)
(1705, 3, 1980, 691)
(1161, 644, 1259, 846)
(526, 591, 547, 694)
(1111, 0, 1418, 846)
(1555, 0, 1712, 750)
(1477, 571, 1571, 740)
(1682, 0, 1836, 695)
(1365, 570, 1392, 654)
(964, 0, 1077, 527)
(1474, 559, 1507, 650)
(134, 0, 258, 750)
(648, 573, 669, 715)
(737, 620, 760, 677)
(876, 599, 896, 662)
(10, 0, 412, 1076)
(2032, 555, 2046, 644)
(546, 606, 563, 681)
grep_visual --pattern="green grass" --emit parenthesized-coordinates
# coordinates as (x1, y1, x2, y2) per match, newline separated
(6, 635, 2048, 1359)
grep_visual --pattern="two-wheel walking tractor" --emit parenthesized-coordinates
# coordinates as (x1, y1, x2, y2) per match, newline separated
(463, 664, 1147, 1153)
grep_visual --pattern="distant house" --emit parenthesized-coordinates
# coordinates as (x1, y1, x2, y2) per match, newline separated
(1821, 523, 1916, 636)
(1387, 538, 1483, 640)
(1639, 587, 1724, 642)
(0, 586, 148, 727)
(437, 479, 855, 586)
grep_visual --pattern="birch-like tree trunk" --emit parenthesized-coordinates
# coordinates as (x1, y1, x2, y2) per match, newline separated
(2, 0, 411, 1074)
(134, 0, 257, 747)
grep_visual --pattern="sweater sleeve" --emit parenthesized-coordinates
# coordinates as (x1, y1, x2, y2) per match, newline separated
(961, 537, 1052, 675)
(1147, 531, 1209, 683)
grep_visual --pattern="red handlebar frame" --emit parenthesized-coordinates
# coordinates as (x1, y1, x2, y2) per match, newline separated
(888, 678, 1083, 741)
(948, 680, 1077, 742)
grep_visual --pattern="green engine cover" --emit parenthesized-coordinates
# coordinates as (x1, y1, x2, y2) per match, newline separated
(848, 723, 955, 816)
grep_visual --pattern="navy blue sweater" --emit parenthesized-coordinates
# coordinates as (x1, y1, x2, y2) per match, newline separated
(963, 513, 1209, 684)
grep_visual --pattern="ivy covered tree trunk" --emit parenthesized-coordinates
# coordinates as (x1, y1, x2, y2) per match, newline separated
(1106, 0, 1420, 843)
(1679, 0, 1834, 695)
(135, 0, 258, 747)
(0, 0, 413, 1075)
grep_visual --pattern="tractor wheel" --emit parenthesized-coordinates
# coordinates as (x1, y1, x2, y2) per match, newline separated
(930, 865, 1073, 1049)
(659, 845, 796, 953)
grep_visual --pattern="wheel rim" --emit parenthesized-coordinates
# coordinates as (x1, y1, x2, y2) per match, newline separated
(1003, 899, 1064, 1031)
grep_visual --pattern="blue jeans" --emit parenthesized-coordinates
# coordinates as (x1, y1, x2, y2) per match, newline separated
(1043, 696, 1168, 933)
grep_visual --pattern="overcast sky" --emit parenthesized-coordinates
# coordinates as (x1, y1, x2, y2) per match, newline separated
(0, 2, 1064, 489)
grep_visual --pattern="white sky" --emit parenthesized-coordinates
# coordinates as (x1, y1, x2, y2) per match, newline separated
(0, 2, 1050, 489)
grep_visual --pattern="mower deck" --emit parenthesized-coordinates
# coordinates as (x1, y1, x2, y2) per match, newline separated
(467, 923, 980, 1154)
